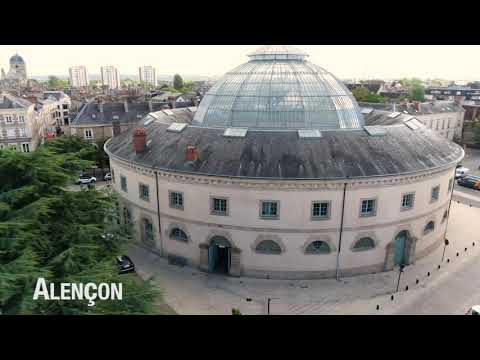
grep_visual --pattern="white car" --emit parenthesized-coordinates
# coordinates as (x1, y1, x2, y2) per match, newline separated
(104, 173, 112, 181)
(455, 166, 469, 179)
(466, 305, 480, 315)
(77, 175, 97, 185)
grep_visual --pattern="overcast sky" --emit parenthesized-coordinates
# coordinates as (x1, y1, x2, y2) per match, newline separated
(1, 45, 479, 81)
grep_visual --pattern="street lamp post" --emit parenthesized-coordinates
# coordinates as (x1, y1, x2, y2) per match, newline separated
(395, 264, 406, 293)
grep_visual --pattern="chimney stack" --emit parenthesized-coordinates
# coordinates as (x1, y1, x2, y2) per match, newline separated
(133, 128, 147, 154)
(124, 101, 129, 113)
(185, 145, 199, 162)
(148, 100, 153, 112)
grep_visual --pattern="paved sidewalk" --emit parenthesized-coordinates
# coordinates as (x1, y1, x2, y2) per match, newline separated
(129, 200, 480, 315)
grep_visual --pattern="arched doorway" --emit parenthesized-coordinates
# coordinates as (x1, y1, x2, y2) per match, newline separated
(208, 236, 231, 274)
(394, 230, 409, 266)
(384, 230, 416, 271)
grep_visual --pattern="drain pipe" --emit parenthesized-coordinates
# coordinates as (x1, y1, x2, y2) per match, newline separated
(441, 171, 456, 259)
(154, 171, 164, 257)
(336, 179, 348, 281)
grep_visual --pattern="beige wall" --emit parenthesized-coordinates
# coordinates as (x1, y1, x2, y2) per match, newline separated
(109, 154, 458, 278)
(417, 111, 464, 141)
(71, 123, 136, 143)
(0, 105, 41, 151)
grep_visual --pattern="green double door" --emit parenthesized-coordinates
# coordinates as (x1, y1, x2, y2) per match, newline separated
(394, 231, 408, 266)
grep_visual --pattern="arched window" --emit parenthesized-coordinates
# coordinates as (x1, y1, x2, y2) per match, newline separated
(306, 240, 331, 254)
(424, 221, 435, 234)
(170, 228, 188, 242)
(353, 237, 375, 251)
(255, 240, 282, 255)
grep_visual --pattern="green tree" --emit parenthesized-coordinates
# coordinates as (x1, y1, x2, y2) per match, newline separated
(351, 87, 386, 103)
(400, 78, 425, 102)
(48, 76, 69, 89)
(0, 136, 159, 314)
(173, 74, 184, 90)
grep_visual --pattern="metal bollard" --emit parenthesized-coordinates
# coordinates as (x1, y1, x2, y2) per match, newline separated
(376, 305, 380, 310)
(405, 286, 409, 291)
(457, 252, 459, 256)
(473, 242, 476, 247)
(465, 247, 468, 252)
(427, 272, 430, 277)
(416, 279, 419, 284)
(447, 259, 450, 263)
(438, 265, 441, 270)
(391, 295, 394, 301)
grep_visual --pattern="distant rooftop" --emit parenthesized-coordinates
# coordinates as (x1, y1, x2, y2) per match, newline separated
(0, 92, 32, 109)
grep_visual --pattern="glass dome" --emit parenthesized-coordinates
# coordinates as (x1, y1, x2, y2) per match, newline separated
(192, 45, 364, 130)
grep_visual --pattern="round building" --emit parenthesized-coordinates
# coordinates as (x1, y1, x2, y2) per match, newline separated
(105, 46, 464, 279)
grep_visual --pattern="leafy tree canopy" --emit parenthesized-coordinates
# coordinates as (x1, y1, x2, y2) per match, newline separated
(48, 76, 69, 89)
(0, 136, 159, 314)
(173, 74, 184, 90)
(400, 78, 425, 102)
(351, 87, 387, 103)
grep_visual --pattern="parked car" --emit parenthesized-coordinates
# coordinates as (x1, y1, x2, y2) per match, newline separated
(457, 175, 480, 190)
(455, 166, 469, 179)
(466, 305, 480, 315)
(104, 172, 112, 181)
(77, 174, 97, 185)
(116, 255, 135, 274)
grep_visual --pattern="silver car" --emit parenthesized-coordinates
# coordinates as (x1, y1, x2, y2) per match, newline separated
(77, 174, 97, 185)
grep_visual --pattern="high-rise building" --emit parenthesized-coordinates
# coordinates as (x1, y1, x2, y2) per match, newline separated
(101, 66, 120, 90)
(139, 66, 156, 86)
(69, 66, 89, 88)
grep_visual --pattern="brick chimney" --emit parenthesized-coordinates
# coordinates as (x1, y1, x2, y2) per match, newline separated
(186, 145, 198, 162)
(133, 128, 147, 154)
(124, 101, 129, 113)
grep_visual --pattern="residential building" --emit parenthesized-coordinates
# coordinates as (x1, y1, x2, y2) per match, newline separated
(138, 66, 156, 86)
(70, 100, 196, 143)
(0, 92, 47, 152)
(43, 91, 72, 129)
(359, 100, 465, 141)
(69, 66, 89, 88)
(101, 66, 120, 90)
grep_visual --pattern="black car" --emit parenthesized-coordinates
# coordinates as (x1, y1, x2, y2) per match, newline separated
(116, 255, 135, 274)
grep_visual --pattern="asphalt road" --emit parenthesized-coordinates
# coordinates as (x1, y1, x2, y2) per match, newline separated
(66, 180, 112, 192)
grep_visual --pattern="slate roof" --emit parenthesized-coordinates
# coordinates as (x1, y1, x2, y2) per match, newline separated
(106, 119, 464, 180)
(72, 102, 164, 126)
(358, 101, 464, 116)
(0, 92, 32, 109)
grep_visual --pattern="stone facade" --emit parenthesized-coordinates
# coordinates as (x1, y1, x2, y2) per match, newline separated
(107, 150, 460, 279)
